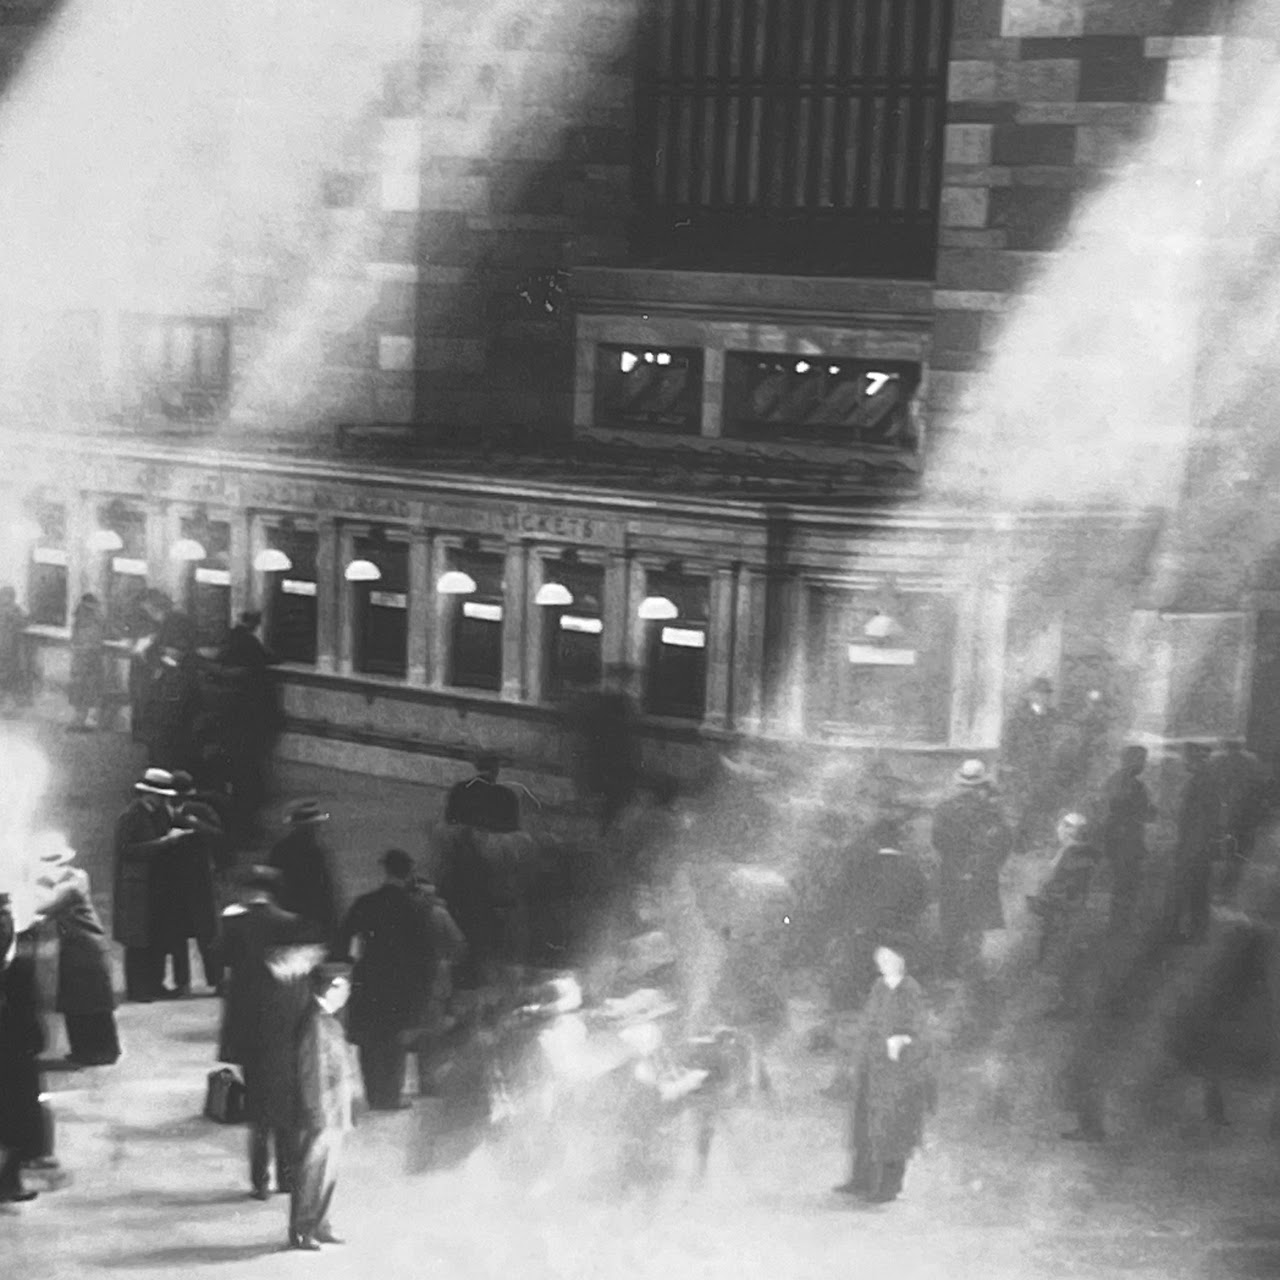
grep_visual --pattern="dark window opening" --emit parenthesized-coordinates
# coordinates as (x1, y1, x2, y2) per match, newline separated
(100, 510, 149, 640)
(541, 563, 604, 699)
(27, 502, 67, 627)
(724, 354, 919, 447)
(180, 519, 231, 651)
(447, 550, 505, 693)
(595, 344, 703, 434)
(124, 315, 230, 420)
(266, 528, 318, 666)
(634, 0, 952, 276)
(354, 539, 409, 679)
(643, 571, 708, 720)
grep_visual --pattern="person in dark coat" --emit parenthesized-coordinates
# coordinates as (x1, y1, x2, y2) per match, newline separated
(32, 837, 120, 1066)
(1167, 742, 1220, 944)
(566, 664, 642, 835)
(0, 907, 45, 1202)
(444, 754, 520, 834)
(337, 849, 434, 1111)
(931, 759, 1013, 977)
(217, 866, 317, 1199)
(406, 876, 466, 1097)
(67, 592, 111, 731)
(112, 768, 196, 1001)
(217, 610, 282, 840)
(268, 801, 342, 950)
(1001, 676, 1062, 853)
(1099, 745, 1158, 931)
(1211, 739, 1270, 896)
(834, 937, 934, 1204)
(289, 962, 355, 1251)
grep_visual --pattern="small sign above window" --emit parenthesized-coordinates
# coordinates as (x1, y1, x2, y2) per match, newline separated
(561, 614, 603, 635)
(111, 557, 148, 577)
(662, 626, 707, 649)
(282, 579, 317, 597)
(195, 567, 231, 586)
(463, 601, 503, 623)
(369, 591, 408, 610)
(847, 643, 917, 667)
(32, 547, 68, 566)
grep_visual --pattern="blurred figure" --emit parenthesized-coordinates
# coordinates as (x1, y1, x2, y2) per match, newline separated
(67, 593, 111, 732)
(1211, 739, 1269, 897)
(406, 874, 465, 1097)
(0, 585, 30, 718)
(444, 753, 520, 834)
(31, 836, 120, 1066)
(0, 895, 44, 1202)
(1099, 745, 1157, 931)
(217, 866, 314, 1200)
(931, 760, 1013, 978)
(1167, 743, 1220, 945)
(834, 939, 934, 1204)
(1001, 676, 1062, 853)
(217, 610, 281, 841)
(337, 849, 434, 1111)
(112, 768, 195, 1002)
(289, 963, 355, 1251)
(567, 663, 642, 834)
(268, 801, 342, 949)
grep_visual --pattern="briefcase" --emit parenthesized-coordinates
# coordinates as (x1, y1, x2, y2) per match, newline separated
(204, 1067, 247, 1124)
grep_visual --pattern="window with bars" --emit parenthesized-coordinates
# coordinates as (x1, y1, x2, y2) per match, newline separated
(124, 315, 230, 420)
(635, 0, 951, 276)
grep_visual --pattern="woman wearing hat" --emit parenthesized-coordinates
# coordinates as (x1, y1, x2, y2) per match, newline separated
(32, 835, 120, 1066)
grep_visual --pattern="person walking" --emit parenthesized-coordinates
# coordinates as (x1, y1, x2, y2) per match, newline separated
(1168, 743, 1220, 945)
(931, 759, 1013, 978)
(112, 768, 195, 1002)
(217, 610, 281, 840)
(269, 802, 342, 949)
(1001, 677, 1062, 853)
(67, 593, 111, 732)
(289, 963, 356, 1251)
(406, 875, 465, 1097)
(217, 866, 315, 1200)
(338, 849, 435, 1111)
(0, 585, 30, 717)
(834, 938, 934, 1204)
(0, 904, 46, 1202)
(444, 754, 521, 833)
(1099, 746, 1158, 932)
(31, 836, 120, 1066)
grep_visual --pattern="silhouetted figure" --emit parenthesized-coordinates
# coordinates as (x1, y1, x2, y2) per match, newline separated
(567, 664, 642, 834)
(1001, 677, 1062, 853)
(1168, 743, 1220, 944)
(444, 754, 520, 834)
(0, 907, 44, 1202)
(1211, 739, 1269, 896)
(1099, 745, 1157, 931)
(67, 593, 111, 731)
(268, 802, 342, 950)
(217, 610, 281, 839)
(0, 585, 30, 716)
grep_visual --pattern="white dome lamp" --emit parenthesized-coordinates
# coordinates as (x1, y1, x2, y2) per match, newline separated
(344, 558, 382, 583)
(535, 581, 574, 607)
(86, 527, 124, 554)
(436, 569, 477, 595)
(864, 610, 904, 642)
(254, 547, 293, 573)
(638, 595, 679, 621)
(170, 537, 207, 563)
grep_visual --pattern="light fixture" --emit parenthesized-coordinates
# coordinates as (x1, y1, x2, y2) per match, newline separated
(638, 595, 679, 621)
(864, 611, 904, 641)
(344, 558, 382, 583)
(535, 581, 573, 607)
(87, 528, 124, 553)
(170, 538, 207, 563)
(795, 360, 811, 374)
(254, 547, 293, 573)
(436, 570, 477, 595)
(619, 351, 639, 374)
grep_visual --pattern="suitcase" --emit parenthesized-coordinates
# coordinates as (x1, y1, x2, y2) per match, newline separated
(204, 1067, 247, 1124)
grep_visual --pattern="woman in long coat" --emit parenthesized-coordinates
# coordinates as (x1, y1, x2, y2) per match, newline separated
(34, 839, 120, 1065)
(836, 938, 935, 1204)
(68, 593, 109, 731)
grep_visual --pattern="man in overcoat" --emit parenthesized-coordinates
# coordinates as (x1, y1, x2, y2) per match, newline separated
(217, 867, 315, 1199)
(1001, 677, 1062, 853)
(289, 963, 355, 1251)
(0, 902, 44, 1201)
(1167, 743, 1220, 944)
(444, 754, 520, 833)
(337, 849, 434, 1110)
(1099, 745, 1157, 931)
(931, 760, 1013, 977)
(269, 801, 342, 950)
(112, 768, 195, 1001)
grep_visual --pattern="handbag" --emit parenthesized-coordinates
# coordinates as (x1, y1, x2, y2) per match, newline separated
(203, 1067, 247, 1124)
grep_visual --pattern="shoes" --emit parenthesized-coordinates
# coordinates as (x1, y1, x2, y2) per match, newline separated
(832, 1181, 860, 1196)
(314, 1229, 344, 1245)
(288, 1235, 321, 1251)
(250, 1188, 270, 1201)
(0, 1188, 38, 1202)
(1060, 1128, 1105, 1143)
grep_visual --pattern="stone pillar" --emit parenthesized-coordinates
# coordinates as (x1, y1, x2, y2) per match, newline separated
(148, 505, 178, 600)
(315, 518, 340, 675)
(65, 491, 93, 604)
(427, 537, 451, 689)
(229, 510, 252, 619)
(406, 529, 430, 686)
(247, 516, 270, 617)
(732, 565, 766, 735)
(626, 560, 649, 675)
(950, 578, 1010, 750)
(501, 542, 529, 701)
(705, 567, 736, 729)
(602, 553, 630, 671)
(763, 575, 807, 738)
(525, 552, 548, 705)
(336, 527, 357, 676)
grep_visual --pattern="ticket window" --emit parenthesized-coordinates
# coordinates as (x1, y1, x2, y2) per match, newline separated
(353, 538, 409, 679)
(540, 563, 604, 699)
(102, 511, 149, 639)
(27, 503, 68, 627)
(180, 519, 231, 651)
(264, 528, 318, 665)
(642, 572, 708, 721)
(446, 550, 505, 693)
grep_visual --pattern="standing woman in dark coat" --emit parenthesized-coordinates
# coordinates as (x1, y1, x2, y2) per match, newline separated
(0, 899, 46, 1202)
(835, 938, 935, 1204)
(32, 836, 120, 1066)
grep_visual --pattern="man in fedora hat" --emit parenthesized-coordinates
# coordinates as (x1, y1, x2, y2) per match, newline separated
(112, 768, 196, 1002)
(268, 802, 341, 950)
(931, 760, 1012, 978)
(289, 961, 355, 1251)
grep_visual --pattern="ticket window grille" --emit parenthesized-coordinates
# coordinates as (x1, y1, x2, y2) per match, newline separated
(27, 504, 68, 627)
(804, 587, 956, 743)
(447, 551, 505, 693)
(594, 345, 703, 435)
(354, 540, 409, 679)
(266, 530, 318, 665)
(635, 0, 952, 276)
(541, 564, 605, 699)
(102, 512, 149, 639)
(180, 520, 231, 651)
(642, 572, 709, 720)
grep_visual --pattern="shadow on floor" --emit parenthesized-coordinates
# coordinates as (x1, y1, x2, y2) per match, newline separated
(98, 1241, 290, 1269)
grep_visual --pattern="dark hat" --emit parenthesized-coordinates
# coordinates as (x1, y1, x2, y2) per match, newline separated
(285, 800, 330, 826)
(381, 848, 415, 879)
(135, 768, 179, 797)
(170, 770, 196, 795)
(310, 961, 353, 992)
(237, 609, 263, 628)
(234, 864, 282, 890)
(474, 752, 502, 774)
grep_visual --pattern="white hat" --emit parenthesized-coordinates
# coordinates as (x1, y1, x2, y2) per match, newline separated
(135, 768, 179, 797)
(954, 759, 992, 788)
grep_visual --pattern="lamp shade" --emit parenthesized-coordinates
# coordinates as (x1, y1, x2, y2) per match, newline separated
(436, 570, 477, 596)
(86, 528, 124, 553)
(254, 547, 293, 573)
(344, 558, 382, 583)
(638, 595, 679, 621)
(534, 581, 574, 607)
(170, 538, 207, 563)
(864, 611, 904, 641)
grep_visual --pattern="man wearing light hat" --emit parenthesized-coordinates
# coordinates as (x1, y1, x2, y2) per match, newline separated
(112, 768, 196, 1002)
(268, 802, 341, 950)
(931, 760, 1013, 978)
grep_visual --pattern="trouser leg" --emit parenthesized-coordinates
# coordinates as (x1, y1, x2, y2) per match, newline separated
(0, 1149, 27, 1196)
(196, 937, 223, 989)
(274, 1127, 296, 1191)
(359, 1040, 406, 1109)
(124, 947, 162, 1001)
(290, 1129, 341, 1239)
(249, 1122, 270, 1193)
(875, 1160, 907, 1201)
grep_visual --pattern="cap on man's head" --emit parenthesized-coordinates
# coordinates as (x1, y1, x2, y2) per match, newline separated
(237, 609, 262, 629)
(135, 767, 179, 797)
(286, 800, 330, 826)
(170, 770, 196, 796)
(475, 752, 502, 775)
(381, 848, 415, 879)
